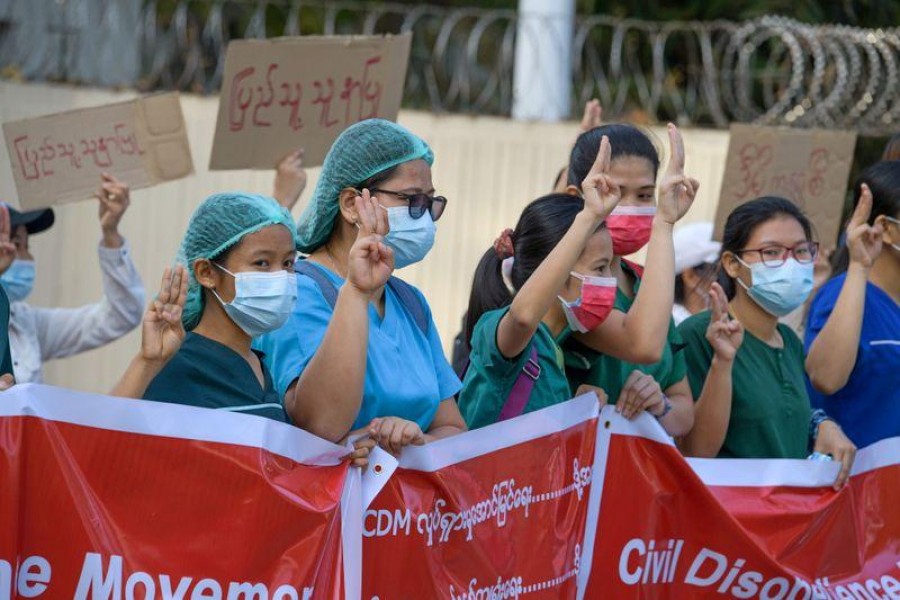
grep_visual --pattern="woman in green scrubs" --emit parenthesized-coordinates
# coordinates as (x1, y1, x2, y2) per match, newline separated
(678, 196, 857, 490)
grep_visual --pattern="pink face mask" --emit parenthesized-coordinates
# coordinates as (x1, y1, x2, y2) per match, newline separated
(558, 273, 618, 333)
(605, 206, 656, 256)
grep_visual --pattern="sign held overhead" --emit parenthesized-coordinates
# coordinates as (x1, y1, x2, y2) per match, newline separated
(209, 33, 413, 170)
(715, 124, 857, 246)
(3, 92, 194, 211)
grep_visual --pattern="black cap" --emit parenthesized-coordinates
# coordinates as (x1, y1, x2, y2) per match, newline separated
(6, 206, 55, 235)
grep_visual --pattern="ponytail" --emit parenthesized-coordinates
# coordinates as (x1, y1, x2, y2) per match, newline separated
(465, 193, 585, 345)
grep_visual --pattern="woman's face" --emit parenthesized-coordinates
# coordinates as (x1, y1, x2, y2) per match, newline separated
(562, 227, 614, 301)
(607, 156, 657, 208)
(199, 224, 297, 303)
(723, 215, 810, 290)
(368, 159, 435, 210)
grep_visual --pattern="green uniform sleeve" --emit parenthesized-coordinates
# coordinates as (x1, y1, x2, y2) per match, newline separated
(677, 312, 714, 401)
(665, 320, 688, 389)
(0, 286, 12, 377)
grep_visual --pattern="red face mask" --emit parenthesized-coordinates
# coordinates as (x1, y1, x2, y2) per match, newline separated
(605, 206, 656, 256)
(558, 273, 618, 333)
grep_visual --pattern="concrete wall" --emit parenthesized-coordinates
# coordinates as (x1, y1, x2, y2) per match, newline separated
(0, 82, 730, 393)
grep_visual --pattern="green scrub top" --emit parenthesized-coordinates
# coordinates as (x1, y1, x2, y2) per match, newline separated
(459, 308, 573, 430)
(562, 262, 688, 402)
(144, 333, 289, 423)
(678, 310, 811, 459)
(0, 286, 12, 377)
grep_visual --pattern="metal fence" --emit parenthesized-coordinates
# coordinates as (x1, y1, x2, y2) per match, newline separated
(1, 0, 898, 134)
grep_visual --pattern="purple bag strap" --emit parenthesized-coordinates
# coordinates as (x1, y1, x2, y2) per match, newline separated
(498, 346, 541, 421)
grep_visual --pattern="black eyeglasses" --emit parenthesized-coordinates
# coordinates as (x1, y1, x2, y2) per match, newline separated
(736, 242, 819, 268)
(370, 189, 447, 221)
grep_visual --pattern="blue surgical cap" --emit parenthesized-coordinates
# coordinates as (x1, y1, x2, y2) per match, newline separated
(178, 192, 298, 330)
(296, 119, 434, 253)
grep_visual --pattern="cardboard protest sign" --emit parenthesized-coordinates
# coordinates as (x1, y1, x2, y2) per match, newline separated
(3, 92, 194, 211)
(209, 33, 412, 170)
(715, 124, 857, 245)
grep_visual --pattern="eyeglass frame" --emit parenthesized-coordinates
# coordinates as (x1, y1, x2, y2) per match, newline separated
(368, 188, 448, 221)
(734, 241, 820, 268)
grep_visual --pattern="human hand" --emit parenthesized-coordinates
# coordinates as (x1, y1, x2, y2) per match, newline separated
(580, 135, 622, 221)
(346, 189, 394, 296)
(656, 124, 699, 225)
(846, 184, 883, 269)
(368, 416, 426, 456)
(140, 266, 188, 365)
(272, 149, 307, 211)
(704, 282, 743, 361)
(616, 370, 665, 420)
(814, 420, 857, 491)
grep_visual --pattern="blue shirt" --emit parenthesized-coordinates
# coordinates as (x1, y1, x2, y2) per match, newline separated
(805, 274, 900, 449)
(255, 263, 461, 432)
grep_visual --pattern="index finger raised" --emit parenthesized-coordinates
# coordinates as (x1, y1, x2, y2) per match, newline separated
(848, 184, 873, 229)
(666, 123, 685, 175)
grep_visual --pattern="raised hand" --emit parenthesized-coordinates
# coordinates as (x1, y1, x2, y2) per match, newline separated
(0, 204, 17, 276)
(657, 124, 699, 225)
(346, 189, 394, 295)
(579, 99, 603, 133)
(272, 149, 307, 211)
(580, 135, 622, 221)
(705, 282, 743, 362)
(846, 184, 883, 269)
(141, 266, 188, 365)
(97, 173, 130, 247)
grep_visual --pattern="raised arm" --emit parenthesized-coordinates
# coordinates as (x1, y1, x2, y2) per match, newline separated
(575, 124, 699, 363)
(112, 266, 188, 399)
(498, 135, 620, 358)
(679, 283, 744, 457)
(805, 184, 883, 395)
(287, 191, 393, 442)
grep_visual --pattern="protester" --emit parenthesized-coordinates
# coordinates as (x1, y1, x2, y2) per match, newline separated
(552, 99, 603, 193)
(678, 197, 857, 490)
(805, 162, 900, 449)
(112, 192, 297, 419)
(672, 222, 720, 325)
(458, 136, 620, 428)
(0, 205, 17, 390)
(256, 119, 467, 453)
(560, 123, 697, 437)
(0, 173, 144, 384)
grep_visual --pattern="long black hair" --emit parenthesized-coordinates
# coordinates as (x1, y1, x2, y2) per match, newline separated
(465, 193, 585, 345)
(567, 123, 661, 187)
(717, 196, 813, 300)
(832, 160, 900, 275)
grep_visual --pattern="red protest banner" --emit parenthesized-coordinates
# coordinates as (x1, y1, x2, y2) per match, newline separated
(0, 384, 353, 600)
(362, 394, 600, 599)
(580, 410, 900, 599)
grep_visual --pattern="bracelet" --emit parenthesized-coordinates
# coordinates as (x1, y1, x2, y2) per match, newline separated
(654, 394, 673, 420)
(809, 409, 833, 443)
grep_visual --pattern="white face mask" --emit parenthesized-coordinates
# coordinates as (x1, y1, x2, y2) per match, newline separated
(212, 264, 297, 337)
(886, 216, 900, 252)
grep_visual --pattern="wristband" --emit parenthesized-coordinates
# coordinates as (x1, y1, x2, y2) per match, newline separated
(654, 394, 672, 420)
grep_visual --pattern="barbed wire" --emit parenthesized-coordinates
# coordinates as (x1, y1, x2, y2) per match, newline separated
(1, 1, 897, 134)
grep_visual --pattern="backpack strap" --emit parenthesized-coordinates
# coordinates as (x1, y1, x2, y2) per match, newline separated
(386, 276, 429, 335)
(295, 260, 339, 309)
(296, 262, 429, 336)
(497, 346, 541, 421)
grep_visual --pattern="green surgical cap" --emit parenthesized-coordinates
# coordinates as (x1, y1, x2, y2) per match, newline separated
(178, 192, 298, 330)
(296, 118, 434, 252)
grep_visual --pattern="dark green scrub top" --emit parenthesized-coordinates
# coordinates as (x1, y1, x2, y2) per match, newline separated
(0, 286, 12, 376)
(678, 310, 811, 459)
(459, 308, 573, 430)
(144, 333, 289, 423)
(562, 262, 687, 402)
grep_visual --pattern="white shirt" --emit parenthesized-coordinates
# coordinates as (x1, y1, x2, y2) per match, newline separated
(672, 303, 693, 326)
(8, 240, 145, 384)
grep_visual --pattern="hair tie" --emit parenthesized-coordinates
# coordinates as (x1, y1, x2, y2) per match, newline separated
(501, 256, 516, 294)
(493, 228, 515, 259)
